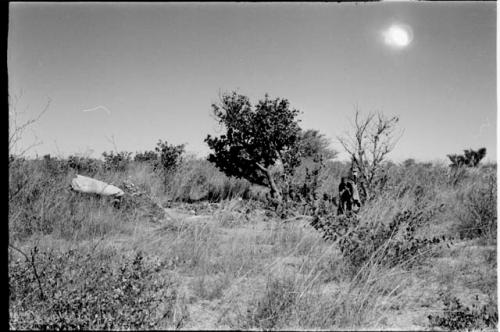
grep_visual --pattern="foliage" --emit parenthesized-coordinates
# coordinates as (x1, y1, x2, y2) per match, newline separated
(338, 109, 401, 202)
(155, 140, 185, 173)
(41, 154, 71, 177)
(270, 158, 327, 219)
(428, 293, 498, 331)
(9, 247, 179, 330)
(67, 155, 102, 175)
(7, 149, 499, 330)
(205, 91, 302, 199)
(102, 151, 132, 172)
(277, 129, 337, 213)
(297, 129, 337, 161)
(310, 207, 448, 272)
(151, 140, 185, 191)
(455, 172, 496, 243)
(402, 158, 416, 168)
(134, 150, 159, 164)
(447, 147, 487, 168)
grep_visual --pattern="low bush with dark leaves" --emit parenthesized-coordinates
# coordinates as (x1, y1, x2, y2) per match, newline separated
(310, 207, 451, 272)
(428, 293, 498, 331)
(9, 247, 179, 330)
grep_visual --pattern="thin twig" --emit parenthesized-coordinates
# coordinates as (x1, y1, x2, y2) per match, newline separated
(9, 244, 46, 301)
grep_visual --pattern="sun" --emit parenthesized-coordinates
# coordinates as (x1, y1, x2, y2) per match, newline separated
(383, 24, 413, 49)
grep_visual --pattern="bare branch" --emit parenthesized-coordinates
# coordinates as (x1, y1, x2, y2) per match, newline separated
(9, 244, 46, 300)
(337, 108, 402, 201)
(9, 96, 51, 156)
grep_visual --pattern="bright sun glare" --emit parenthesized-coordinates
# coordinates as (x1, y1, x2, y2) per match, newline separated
(383, 24, 413, 49)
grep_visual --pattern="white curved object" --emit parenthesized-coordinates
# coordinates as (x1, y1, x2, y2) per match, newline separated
(71, 174, 124, 197)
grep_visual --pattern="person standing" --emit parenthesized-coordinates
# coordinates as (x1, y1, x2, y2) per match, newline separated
(338, 176, 352, 215)
(348, 169, 361, 213)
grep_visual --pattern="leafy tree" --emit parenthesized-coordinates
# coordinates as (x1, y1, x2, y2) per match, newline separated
(155, 140, 185, 172)
(153, 140, 185, 190)
(447, 148, 487, 168)
(205, 92, 302, 200)
(297, 129, 337, 161)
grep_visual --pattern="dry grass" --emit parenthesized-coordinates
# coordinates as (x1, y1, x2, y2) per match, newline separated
(8, 156, 497, 330)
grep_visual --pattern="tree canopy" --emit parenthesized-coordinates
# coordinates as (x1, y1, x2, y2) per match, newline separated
(205, 92, 302, 199)
(297, 129, 337, 161)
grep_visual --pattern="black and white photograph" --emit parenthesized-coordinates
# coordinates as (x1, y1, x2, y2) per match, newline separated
(8, 1, 497, 330)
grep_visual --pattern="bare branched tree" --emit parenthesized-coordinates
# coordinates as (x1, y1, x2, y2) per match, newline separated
(338, 108, 402, 201)
(9, 93, 51, 157)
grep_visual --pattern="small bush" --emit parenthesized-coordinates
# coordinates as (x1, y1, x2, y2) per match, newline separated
(310, 207, 448, 273)
(155, 140, 185, 172)
(428, 293, 498, 330)
(102, 151, 132, 172)
(134, 150, 159, 164)
(447, 147, 487, 168)
(9, 247, 179, 330)
(43, 154, 71, 176)
(455, 173, 496, 243)
(67, 155, 102, 175)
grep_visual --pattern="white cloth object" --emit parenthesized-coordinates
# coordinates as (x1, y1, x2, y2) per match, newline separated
(71, 174, 124, 197)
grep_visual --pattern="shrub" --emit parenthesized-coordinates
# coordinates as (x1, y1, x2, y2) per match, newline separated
(9, 247, 180, 330)
(155, 140, 185, 172)
(153, 140, 185, 191)
(67, 155, 102, 175)
(134, 150, 159, 164)
(455, 173, 497, 243)
(310, 207, 448, 273)
(447, 147, 487, 168)
(43, 154, 71, 176)
(428, 293, 498, 330)
(102, 151, 132, 172)
(273, 160, 327, 219)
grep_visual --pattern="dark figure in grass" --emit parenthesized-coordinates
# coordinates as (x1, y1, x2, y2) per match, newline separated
(337, 170, 361, 215)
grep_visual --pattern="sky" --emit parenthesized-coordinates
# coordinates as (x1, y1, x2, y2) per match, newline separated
(8, 2, 497, 163)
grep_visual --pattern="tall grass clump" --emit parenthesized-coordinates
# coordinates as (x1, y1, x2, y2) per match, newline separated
(453, 170, 496, 244)
(9, 156, 142, 242)
(166, 157, 251, 202)
(244, 274, 299, 330)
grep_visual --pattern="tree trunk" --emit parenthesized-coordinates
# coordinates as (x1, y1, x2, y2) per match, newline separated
(265, 168, 282, 201)
(257, 162, 282, 201)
